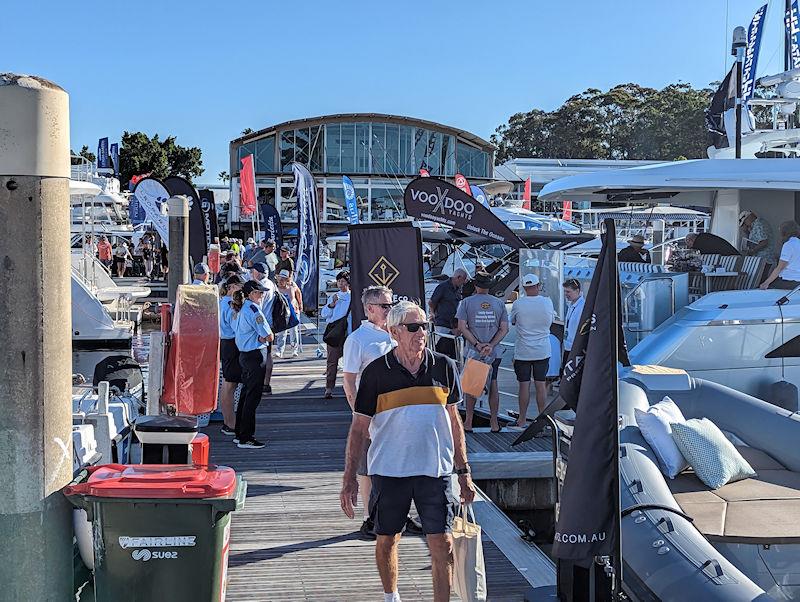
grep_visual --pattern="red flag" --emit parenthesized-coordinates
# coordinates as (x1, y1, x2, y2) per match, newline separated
(419, 168, 430, 177)
(562, 200, 573, 221)
(522, 177, 531, 210)
(240, 154, 256, 217)
(130, 173, 150, 188)
(455, 173, 472, 196)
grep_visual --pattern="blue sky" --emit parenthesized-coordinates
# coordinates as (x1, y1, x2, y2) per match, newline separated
(1, 0, 789, 181)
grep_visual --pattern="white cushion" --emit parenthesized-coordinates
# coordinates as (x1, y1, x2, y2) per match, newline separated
(671, 418, 757, 489)
(634, 396, 689, 479)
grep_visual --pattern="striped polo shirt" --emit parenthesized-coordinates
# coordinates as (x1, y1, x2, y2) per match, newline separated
(355, 349, 462, 478)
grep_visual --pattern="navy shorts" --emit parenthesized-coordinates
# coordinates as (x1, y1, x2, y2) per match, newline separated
(514, 358, 549, 382)
(369, 475, 457, 536)
(220, 338, 242, 383)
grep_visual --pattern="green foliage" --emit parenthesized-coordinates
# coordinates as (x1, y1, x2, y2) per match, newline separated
(218, 171, 230, 183)
(119, 131, 204, 186)
(492, 82, 714, 163)
(70, 144, 96, 165)
(241, 128, 254, 136)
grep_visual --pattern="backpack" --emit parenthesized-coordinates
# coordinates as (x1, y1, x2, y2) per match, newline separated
(271, 291, 298, 333)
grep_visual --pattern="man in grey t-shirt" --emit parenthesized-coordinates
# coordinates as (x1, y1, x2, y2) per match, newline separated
(456, 272, 509, 432)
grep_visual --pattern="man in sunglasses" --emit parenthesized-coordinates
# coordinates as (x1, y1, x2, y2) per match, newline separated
(341, 300, 474, 602)
(341, 285, 397, 540)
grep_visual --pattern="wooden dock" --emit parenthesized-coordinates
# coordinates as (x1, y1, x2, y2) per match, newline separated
(205, 348, 555, 601)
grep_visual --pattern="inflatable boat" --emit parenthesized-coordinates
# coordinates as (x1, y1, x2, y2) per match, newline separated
(556, 367, 800, 600)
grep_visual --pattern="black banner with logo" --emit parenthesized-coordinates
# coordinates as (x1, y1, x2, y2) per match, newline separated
(197, 189, 219, 250)
(553, 219, 627, 573)
(164, 176, 207, 265)
(404, 176, 525, 249)
(259, 201, 283, 250)
(348, 222, 425, 325)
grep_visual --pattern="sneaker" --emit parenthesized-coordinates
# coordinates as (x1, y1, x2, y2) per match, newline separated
(232, 437, 240, 444)
(263, 384, 272, 394)
(292, 349, 299, 357)
(358, 518, 376, 541)
(403, 516, 423, 535)
(237, 439, 266, 449)
(221, 424, 235, 436)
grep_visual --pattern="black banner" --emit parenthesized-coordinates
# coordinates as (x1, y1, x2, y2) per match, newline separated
(404, 176, 525, 249)
(348, 222, 425, 325)
(198, 189, 219, 250)
(259, 202, 283, 249)
(164, 176, 207, 265)
(553, 218, 627, 567)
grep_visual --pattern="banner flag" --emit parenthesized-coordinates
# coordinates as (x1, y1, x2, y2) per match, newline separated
(198, 189, 219, 249)
(419, 168, 430, 177)
(110, 143, 119, 175)
(522, 177, 532, 210)
(470, 185, 490, 207)
(342, 175, 360, 224)
(562, 200, 573, 221)
(455, 173, 472, 196)
(132, 177, 170, 247)
(259, 201, 283, 250)
(705, 64, 736, 144)
(553, 218, 627, 565)
(164, 176, 207, 266)
(240, 154, 257, 217)
(787, 0, 800, 69)
(742, 4, 768, 103)
(348, 222, 425, 326)
(404, 176, 525, 249)
(128, 196, 147, 225)
(130, 173, 150, 191)
(292, 163, 320, 312)
(97, 137, 110, 169)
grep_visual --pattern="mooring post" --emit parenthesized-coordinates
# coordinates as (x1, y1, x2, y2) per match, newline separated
(0, 73, 74, 599)
(167, 194, 190, 304)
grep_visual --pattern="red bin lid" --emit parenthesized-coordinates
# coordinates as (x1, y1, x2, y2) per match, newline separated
(77, 464, 237, 499)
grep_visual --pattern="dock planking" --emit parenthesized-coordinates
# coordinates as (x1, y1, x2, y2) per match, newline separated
(206, 349, 539, 601)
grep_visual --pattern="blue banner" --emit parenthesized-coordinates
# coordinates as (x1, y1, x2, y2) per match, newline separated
(787, 1, 800, 69)
(110, 142, 119, 175)
(128, 196, 147, 225)
(259, 202, 284, 250)
(742, 4, 768, 103)
(342, 175, 360, 224)
(470, 184, 490, 207)
(97, 137, 110, 169)
(292, 163, 319, 312)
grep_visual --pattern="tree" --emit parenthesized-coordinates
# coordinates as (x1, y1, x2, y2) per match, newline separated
(218, 171, 230, 183)
(70, 144, 96, 165)
(492, 82, 714, 163)
(119, 131, 204, 186)
(241, 128, 253, 136)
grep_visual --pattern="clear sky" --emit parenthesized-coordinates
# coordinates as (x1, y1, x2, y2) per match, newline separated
(1, 0, 789, 182)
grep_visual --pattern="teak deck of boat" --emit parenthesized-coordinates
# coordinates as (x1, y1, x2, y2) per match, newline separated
(206, 349, 554, 601)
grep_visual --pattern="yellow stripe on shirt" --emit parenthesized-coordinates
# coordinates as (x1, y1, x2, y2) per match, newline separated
(376, 386, 450, 414)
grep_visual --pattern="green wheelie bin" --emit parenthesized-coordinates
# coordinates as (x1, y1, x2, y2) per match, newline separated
(64, 463, 247, 601)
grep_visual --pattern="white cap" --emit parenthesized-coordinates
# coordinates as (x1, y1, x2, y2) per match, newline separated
(521, 273, 540, 287)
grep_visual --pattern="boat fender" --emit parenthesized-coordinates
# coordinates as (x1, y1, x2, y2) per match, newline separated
(770, 379, 799, 412)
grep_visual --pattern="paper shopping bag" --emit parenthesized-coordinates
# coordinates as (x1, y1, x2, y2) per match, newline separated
(452, 504, 487, 602)
(460, 358, 491, 398)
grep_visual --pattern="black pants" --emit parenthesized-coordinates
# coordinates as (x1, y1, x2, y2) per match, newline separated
(435, 336, 456, 360)
(236, 349, 267, 442)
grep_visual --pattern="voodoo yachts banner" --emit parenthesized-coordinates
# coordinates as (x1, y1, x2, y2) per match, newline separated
(404, 177, 524, 249)
(132, 177, 170, 247)
(348, 222, 425, 326)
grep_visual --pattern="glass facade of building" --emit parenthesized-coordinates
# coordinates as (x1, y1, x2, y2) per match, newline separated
(233, 117, 492, 223)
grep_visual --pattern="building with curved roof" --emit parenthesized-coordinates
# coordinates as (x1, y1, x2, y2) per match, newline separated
(228, 113, 495, 231)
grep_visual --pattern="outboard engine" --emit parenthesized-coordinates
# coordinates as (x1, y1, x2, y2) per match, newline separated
(92, 355, 144, 397)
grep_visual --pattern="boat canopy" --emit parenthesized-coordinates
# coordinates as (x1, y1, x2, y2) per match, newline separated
(70, 179, 102, 197)
(538, 159, 800, 202)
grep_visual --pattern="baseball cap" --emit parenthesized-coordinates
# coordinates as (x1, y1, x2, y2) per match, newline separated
(521, 273, 540, 287)
(738, 210, 754, 226)
(242, 280, 268, 296)
(193, 262, 210, 275)
(277, 269, 291, 279)
(251, 262, 268, 275)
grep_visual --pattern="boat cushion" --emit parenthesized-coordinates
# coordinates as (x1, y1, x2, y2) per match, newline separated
(670, 447, 800, 543)
(671, 418, 756, 489)
(634, 396, 689, 479)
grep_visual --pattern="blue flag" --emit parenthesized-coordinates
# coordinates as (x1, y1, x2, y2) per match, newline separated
(97, 137, 110, 169)
(110, 143, 119, 175)
(742, 4, 768, 103)
(787, 1, 800, 69)
(292, 163, 320, 312)
(342, 175, 360, 224)
(259, 202, 284, 250)
(470, 185, 490, 207)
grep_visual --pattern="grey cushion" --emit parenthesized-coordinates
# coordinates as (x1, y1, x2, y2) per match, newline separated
(671, 418, 756, 489)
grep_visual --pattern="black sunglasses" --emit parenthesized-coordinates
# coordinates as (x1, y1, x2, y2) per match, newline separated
(369, 302, 394, 310)
(401, 322, 428, 333)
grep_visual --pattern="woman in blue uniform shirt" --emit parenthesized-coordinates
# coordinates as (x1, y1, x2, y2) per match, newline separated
(233, 280, 274, 449)
(218, 274, 244, 436)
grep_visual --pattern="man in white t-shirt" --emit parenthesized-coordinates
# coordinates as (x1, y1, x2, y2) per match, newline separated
(761, 221, 800, 290)
(510, 274, 554, 427)
(342, 285, 396, 540)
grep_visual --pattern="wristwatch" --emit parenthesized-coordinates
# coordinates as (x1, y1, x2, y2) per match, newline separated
(454, 465, 471, 475)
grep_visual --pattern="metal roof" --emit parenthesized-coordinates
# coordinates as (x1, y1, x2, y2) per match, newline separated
(231, 113, 494, 150)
